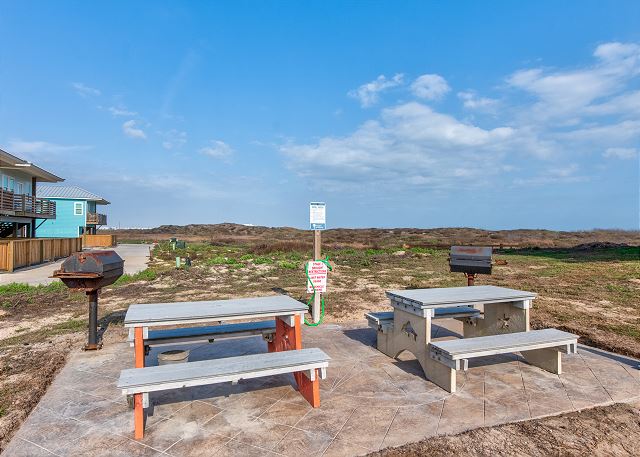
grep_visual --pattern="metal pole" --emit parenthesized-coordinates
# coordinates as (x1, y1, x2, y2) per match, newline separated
(86, 290, 99, 350)
(312, 229, 321, 323)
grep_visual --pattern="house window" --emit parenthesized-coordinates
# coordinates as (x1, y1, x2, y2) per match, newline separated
(1, 175, 7, 190)
(74, 202, 84, 216)
(8, 178, 14, 192)
(17, 182, 23, 194)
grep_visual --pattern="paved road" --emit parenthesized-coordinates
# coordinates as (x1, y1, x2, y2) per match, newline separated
(0, 244, 152, 286)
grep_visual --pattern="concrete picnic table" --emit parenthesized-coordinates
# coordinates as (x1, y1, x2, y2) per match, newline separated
(373, 285, 537, 382)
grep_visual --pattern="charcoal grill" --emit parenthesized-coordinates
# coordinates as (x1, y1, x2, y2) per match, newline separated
(52, 251, 124, 350)
(449, 246, 492, 286)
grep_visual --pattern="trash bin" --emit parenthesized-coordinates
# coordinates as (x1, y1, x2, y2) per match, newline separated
(158, 349, 190, 365)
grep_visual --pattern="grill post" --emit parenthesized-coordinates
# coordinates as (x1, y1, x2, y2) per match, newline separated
(86, 290, 100, 350)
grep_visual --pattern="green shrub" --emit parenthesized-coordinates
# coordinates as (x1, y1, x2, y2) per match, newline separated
(278, 260, 298, 270)
(114, 269, 157, 285)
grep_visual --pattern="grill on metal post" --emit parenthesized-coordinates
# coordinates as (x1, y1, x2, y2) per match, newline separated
(449, 246, 492, 286)
(52, 251, 124, 350)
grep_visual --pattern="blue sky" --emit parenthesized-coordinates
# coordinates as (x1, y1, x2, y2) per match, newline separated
(0, 1, 638, 230)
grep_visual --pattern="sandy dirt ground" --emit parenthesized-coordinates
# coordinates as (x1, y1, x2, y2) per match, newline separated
(368, 402, 640, 457)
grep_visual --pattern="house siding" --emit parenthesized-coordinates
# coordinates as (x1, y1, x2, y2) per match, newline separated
(37, 199, 86, 238)
(0, 170, 33, 195)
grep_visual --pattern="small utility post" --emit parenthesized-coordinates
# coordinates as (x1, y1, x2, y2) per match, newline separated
(313, 229, 322, 323)
(309, 202, 326, 324)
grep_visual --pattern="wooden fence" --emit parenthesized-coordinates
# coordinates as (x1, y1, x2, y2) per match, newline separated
(0, 237, 82, 272)
(82, 234, 117, 248)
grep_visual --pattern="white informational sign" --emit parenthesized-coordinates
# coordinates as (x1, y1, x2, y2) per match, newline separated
(309, 202, 326, 230)
(306, 261, 328, 293)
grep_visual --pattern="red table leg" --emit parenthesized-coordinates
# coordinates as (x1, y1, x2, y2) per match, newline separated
(272, 314, 320, 407)
(133, 326, 145, 439)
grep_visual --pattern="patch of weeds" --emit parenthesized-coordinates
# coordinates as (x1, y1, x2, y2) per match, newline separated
(253, 256, 274, 265)
(0, 407, 6, 417)
(240, 254, 253, 261)
(0, 281, 67, 295)
(278, 260, 299, 270)
(365, 248, 387, 256)
(114, 269, 158, 285)
(604, 323, 640, 341)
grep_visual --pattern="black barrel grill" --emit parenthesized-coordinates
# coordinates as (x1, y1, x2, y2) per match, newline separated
(449, 246, 492, 286)
(52, 251, 124, 350)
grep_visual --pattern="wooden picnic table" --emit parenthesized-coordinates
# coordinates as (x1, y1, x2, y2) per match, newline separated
(124, 295, 308, 369)
(121, 295, 325, 439)
(372, 285, 537, 384)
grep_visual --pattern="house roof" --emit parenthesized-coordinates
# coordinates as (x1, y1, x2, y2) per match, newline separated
(0, 148, 64, 183)
(37, 185, 110, 205)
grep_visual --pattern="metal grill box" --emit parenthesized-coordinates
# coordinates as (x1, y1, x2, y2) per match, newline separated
(449, 246, 492, 275)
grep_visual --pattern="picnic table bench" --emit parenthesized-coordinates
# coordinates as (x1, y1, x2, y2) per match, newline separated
(121, 295, 329, 439)
(367, 285, 578, 393)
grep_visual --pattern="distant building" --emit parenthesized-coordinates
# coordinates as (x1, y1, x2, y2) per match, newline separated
(0, 148, 63, 237)
(36, 185, 110, 237)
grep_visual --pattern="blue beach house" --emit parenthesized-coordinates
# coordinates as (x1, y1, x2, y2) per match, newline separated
(36, 185, 110, 237)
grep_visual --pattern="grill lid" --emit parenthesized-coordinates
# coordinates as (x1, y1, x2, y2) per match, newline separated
(449, 246, 492, 275)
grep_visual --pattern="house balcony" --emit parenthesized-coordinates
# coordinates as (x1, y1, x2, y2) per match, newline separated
(0, 190, 56, 219)
(86, 212, 107, 225)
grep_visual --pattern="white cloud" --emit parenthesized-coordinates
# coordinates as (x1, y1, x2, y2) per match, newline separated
(348, 73, 404, 107)
(410, 74, 450, 100)
(122, 120, 147, 139)
(199, 140, 234, 159)
(603, 147, 638, 160)
(281, 41, 640, 193)
(108, 105, 137, 117)
(160, 129, 187, 150)
(71, 82, 101, 97)
(281, 101, 517, 190)
(6, 139, 92, 154)
(506, 41, 640, 122)
(457, 91, 499, 110)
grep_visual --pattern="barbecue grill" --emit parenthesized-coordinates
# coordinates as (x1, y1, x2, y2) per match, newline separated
(52, 251, 124, 350)
(449, 246, 492, 286)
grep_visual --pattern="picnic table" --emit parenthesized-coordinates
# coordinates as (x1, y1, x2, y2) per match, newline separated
(365, 285, 578, 392)
(124, 295, 309, 368)
(120, 295, 330, 439)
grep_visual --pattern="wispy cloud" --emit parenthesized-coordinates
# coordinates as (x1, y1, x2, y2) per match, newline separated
(71, 82, 101, 98)
(348, 73, 404, 107)
(410, 74, 450, 100)
(122, 120, 147, 139)
(108, 105, 137, 117)
(458, 91, 499, 110)
(160, 129, 187, 150)
(603, 147, 638, 159)
(7, 139, 92, 154)
(199, 140, 234, 159)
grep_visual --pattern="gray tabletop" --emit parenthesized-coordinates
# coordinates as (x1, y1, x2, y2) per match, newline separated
(386, 285, 536, 310)
(124, 295, 307, 327)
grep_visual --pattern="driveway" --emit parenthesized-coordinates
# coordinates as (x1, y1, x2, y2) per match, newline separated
(0, 243, 152, 286)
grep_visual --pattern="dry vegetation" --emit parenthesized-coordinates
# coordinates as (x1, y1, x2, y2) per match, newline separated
(369, 403, 640, 457)
(0, 224, 639, 451)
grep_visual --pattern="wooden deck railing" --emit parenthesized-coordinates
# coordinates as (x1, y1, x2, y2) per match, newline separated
(86, 212, 107, 225)
(82, 234, 117, 247)
(0, 190, 56, 219)
(0, 237, 82, 272)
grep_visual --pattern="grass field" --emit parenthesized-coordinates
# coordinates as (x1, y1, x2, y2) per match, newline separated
(0, 227, 638, 450)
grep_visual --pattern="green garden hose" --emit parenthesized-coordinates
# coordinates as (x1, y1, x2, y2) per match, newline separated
(304, 256, 332, 327)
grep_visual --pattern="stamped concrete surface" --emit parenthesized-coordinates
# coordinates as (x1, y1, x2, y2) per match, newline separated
(4, 319, 640, 456)
(0, 243, 152, 285)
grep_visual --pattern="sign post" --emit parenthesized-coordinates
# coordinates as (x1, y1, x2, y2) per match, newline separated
(309, 202, 326, 323)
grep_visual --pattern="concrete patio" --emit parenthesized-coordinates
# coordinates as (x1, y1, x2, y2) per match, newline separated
(5, 319, 640, 456)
